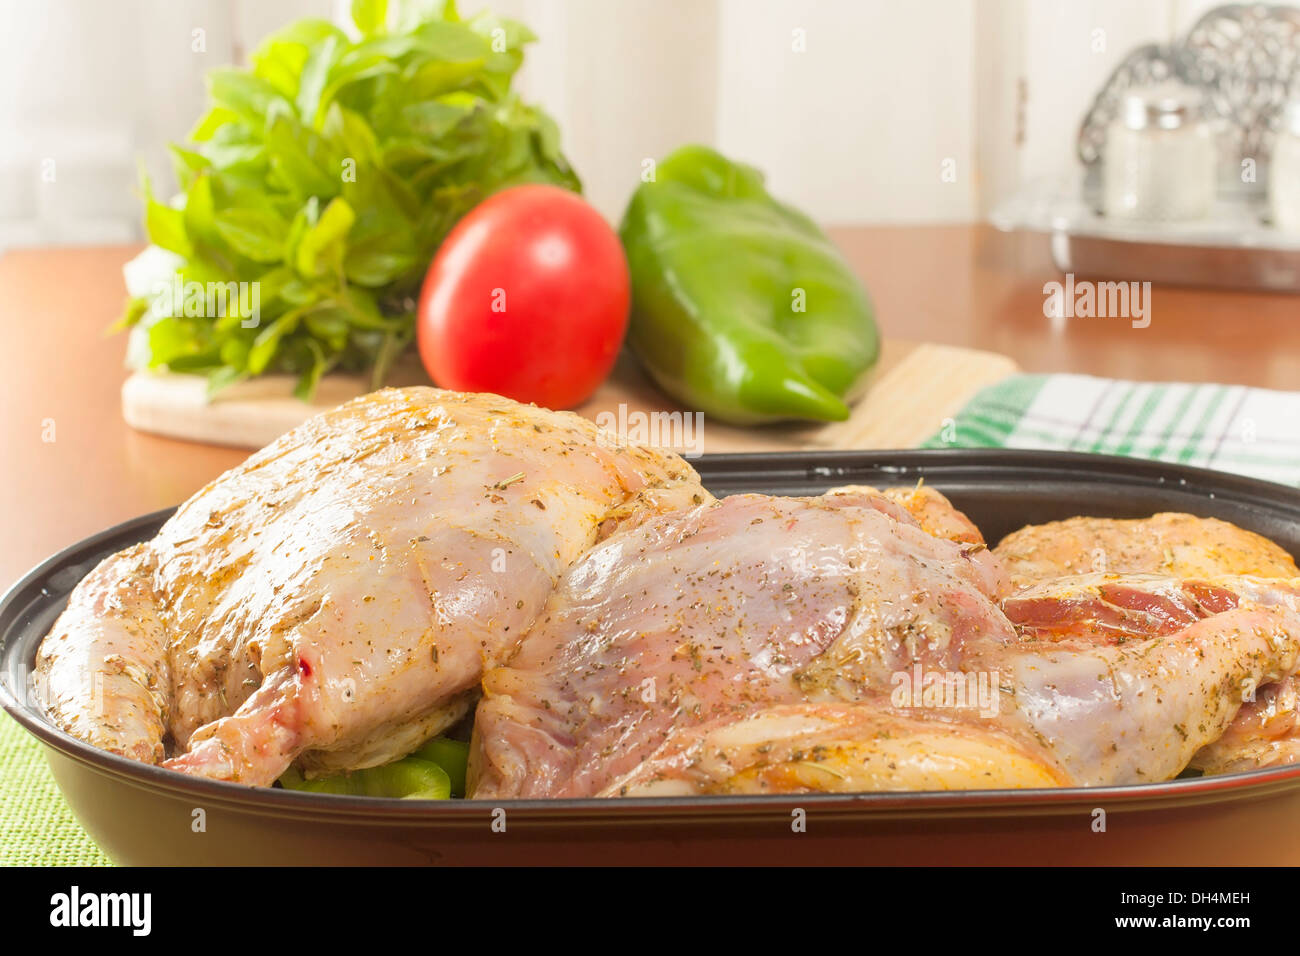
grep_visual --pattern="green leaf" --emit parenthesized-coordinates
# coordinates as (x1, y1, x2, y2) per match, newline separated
(295, 35, 340, 126)
(212, 266, 292, 332)
(110, 295, 150, 333)
(405, 55, 487, 99)
(294, 338, 331, 399)
(201, 138, 265, 172)
(345, 242, 416, 286)
(319, 54, 400, 113)
(169, 146, 211, 190)
(252, 41, 310, 100)
(344, 35, 421, 64)
(206, 364, 248, 398)
(250, 265, 294, 310)
(352, 0, 389, 36)
(333, 286, 392, 330)
(214, 208, 290, 262)
(278, 277, 317, 307)
(207, 69, 288, 128)
(219, 334, 251, 369)
(396, 0, 459, 31)
(410, 18, 487, 61)
(323, 104, 380, 165)
(249, 21, 348, 99)
(183, 173, 217, 246)
(259, 18, 348, 52)
(295, 197, 355, 277)
(266, 115, 340, 200)
(304, 308, 351, 351)
(147, 315, 204, 367)
(533, 111, 564, 165)
(282, 200, 314, 273)
(145, 199, 193, 258)
(369, 324, 408, 389)
(189, 106, 240, 142)
(400, 98, 475, 138)
(173, 254, 230, 288)
(166, 351, 222, 372)
(247, 307, 306, 374)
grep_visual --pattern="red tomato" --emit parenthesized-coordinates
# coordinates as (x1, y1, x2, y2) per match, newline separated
(416, 185, 630, 409)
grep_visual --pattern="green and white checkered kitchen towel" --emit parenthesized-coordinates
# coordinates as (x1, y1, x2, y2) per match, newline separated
(923, 373, 1300, 487)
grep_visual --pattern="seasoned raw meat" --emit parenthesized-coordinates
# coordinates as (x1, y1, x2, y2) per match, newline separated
(472, 493, 1300, 796)
(470, 489, 1019, 798)
(35, 388, 707, 786)
(996, 512, 1300, 776)
(994, 512, 1297, 593)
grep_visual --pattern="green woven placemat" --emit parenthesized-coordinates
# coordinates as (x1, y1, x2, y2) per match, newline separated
(0, 712, 110, 866)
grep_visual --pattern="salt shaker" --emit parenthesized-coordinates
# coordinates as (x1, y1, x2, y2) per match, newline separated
(1270, 100, 1300, 232)
(1103, 83, 1216, 221)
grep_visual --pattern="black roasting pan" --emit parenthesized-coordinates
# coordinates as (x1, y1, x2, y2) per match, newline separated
(3, 449, 1300, 865)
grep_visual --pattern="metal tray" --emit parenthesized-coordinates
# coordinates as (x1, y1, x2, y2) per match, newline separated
(4, 449, 1300, 865)
(992, 183, 1300, 293)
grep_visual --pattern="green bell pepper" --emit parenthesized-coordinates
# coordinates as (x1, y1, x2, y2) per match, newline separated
(619, 145, 879, 425)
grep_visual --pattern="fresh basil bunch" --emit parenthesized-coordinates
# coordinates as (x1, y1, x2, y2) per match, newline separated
(118, 0, 579, 398)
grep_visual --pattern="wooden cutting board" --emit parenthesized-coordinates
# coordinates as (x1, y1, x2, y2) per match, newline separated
(121, 339, 1017, 453)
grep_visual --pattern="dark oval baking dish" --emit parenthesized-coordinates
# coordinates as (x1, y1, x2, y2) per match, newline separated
(3, 449, 1300, 866)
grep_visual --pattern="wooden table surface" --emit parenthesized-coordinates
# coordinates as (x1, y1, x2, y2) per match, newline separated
(2, 223, 1297, 585)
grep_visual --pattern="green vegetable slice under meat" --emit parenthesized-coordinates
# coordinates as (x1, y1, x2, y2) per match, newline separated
(278, 734, 468, 799)
(620, 144, 879, 425)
